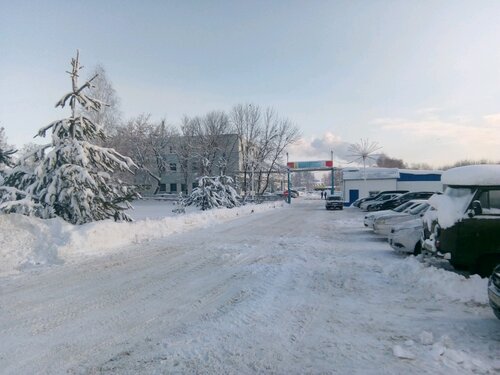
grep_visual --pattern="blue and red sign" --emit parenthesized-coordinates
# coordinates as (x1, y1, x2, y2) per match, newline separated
(287, 160, 333, 169)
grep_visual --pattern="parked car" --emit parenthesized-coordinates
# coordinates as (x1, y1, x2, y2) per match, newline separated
(360, 193, 403, 211)
(370, 191, 437, 211)
(325, 195, 343, 210)
(488, 264, 500, 319)
(282, 189, 299, 198)
(422, 165, 500, 277)
(352, 190, 409, 208)
(388, 218, 424, 255)
(364, 200, 427, 229)
(373, 202, 430, 236)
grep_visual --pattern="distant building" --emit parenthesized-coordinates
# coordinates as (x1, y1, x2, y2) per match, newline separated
(342, 167, 443, 205)
(140, 133, 242, 195)
(138, 133, 286, 196)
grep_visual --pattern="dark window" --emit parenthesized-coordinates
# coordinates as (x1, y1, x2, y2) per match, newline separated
(159, 183, 166, 192)
(170, 183, 177, 192)
(192, 162, 198, 171)
(192, 182, 198, 189)
(181, 184, 187, 193)
(477, 189, 500, 214)
(170, 163, 177, 171)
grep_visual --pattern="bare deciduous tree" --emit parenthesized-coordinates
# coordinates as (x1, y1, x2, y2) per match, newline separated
(376, 153, 407, 169)
(81, 64, 122, 134)
(230, 104, 300, 195)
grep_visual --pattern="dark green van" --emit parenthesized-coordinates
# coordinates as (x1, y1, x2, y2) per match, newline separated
(423, 165, 500, 277)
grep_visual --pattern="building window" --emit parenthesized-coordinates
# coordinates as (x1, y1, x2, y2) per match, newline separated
(169, 163, 177, 171)
(192, 182, 198, 189)
(170, 183, 177, 192)
(159, 183, 166, 192)
(181, 184, 187, 194)
(191, 162, 198, 172)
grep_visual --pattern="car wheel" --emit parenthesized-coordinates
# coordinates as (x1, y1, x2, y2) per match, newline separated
(474, 256, 500, 278)
(413, 241, 421, 256)
(493, 308, 500, 320)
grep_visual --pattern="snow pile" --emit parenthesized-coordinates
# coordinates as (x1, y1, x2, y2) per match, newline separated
(392, 333, 495, 373)
(0, 201, 284, 276)
(383, 257, 488, 304)
(427, 191, 471, 229)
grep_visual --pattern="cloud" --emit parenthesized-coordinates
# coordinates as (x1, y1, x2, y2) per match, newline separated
(372, 114, 500, 165)
(287, 132, 354, 163)
(483, 113, 500, 125)
(374, 118, 500, 146)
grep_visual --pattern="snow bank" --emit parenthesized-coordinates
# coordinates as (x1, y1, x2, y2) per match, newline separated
(383, 257, 488, 305)
(0, 201, 284, 277)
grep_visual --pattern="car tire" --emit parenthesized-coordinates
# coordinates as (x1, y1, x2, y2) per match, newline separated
(474, 255, 500, 278)
(493, 308, 500, 320)
(413, 241, 421, 256)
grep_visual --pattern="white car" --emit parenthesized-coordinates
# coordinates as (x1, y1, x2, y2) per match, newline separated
(388, 218, 424, 255)
(373, 202, 430, 236)
(363, 200, 427, 229)
(360, 193, 401, 211)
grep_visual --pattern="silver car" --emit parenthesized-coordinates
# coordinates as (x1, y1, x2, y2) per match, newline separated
(364, 200, 427, 229)
(373, 202, 430, 236)
(388, 218, 424, 255)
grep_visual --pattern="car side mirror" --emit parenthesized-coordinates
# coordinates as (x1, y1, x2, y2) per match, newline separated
(468, 200, 482, 217)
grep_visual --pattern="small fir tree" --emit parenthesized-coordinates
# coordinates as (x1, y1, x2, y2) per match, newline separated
(11, 51, 138, 224)
(0, 130, 48, 216)
(0, 127, 16, 178)
(182, 174, 240, 210)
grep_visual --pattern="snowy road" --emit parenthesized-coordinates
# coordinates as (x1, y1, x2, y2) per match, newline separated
(1, 200, 499, 374)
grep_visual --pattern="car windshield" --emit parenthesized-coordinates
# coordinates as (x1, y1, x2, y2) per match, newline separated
(376, 194, 392, 201)
(327, 196, 341, 201)
(443, 186, 475, 213)
(409, 202, 430, 215)
(393, 201, 414, 212)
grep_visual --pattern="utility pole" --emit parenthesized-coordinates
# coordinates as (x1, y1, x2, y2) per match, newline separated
(330, 150, 334, 195)
(287, 152, 291, 204)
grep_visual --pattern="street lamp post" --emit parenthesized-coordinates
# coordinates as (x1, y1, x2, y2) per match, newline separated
(330, 150, 334, 196)
(286, 152, 291, 204)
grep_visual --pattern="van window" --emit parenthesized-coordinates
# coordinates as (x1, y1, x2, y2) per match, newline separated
(477, 189, 500, 215)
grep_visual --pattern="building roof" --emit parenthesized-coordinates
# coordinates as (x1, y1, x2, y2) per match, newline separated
(342, 167, 442, 181)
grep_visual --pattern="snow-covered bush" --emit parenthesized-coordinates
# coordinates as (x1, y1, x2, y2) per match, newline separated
(0, 127, 16, 182)
(182, 175, 240, 210)
(1, 51, 138, 224)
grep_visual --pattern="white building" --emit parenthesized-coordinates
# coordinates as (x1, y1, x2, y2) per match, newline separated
(342, 167, 443, 205)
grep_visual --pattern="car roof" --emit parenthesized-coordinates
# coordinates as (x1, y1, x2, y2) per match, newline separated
(442, 165, 500, 186)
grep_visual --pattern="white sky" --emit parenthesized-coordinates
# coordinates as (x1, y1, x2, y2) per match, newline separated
(1, 0, 500, 167)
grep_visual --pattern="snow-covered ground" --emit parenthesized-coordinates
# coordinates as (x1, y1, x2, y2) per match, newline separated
(0, 199, 498, 374)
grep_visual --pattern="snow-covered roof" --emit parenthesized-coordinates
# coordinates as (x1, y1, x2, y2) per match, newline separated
(342, 168, 399, 180)
(398, 169, 443, 175)
(442, 164, 500, 186)
(342, 167, 443, 181)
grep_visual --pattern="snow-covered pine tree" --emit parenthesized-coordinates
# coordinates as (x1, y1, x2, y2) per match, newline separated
(0, 129, 47, 216)
(0, 127, 16, 178)
(182, 174, 240, 210)
(24, 51, 138, 224)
